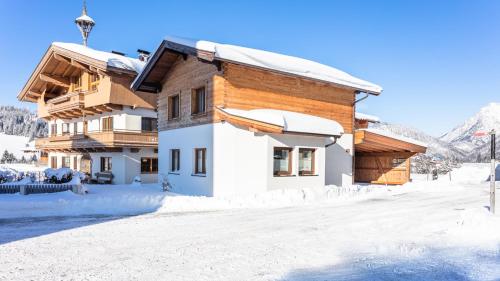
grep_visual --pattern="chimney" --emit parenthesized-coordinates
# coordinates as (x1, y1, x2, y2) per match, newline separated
(111, 50, 126, 56)
(137, 49, 151, 62)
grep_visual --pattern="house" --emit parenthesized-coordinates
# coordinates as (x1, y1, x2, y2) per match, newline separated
(17, 43, 159, 184)
(354, 113, 427, 184)
(131, 36, 425, 196)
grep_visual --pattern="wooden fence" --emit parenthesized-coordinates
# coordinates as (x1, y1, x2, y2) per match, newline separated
(0, 183, 81, 195)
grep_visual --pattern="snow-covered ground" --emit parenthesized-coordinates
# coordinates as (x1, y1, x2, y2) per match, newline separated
(0, 163, 499, 280)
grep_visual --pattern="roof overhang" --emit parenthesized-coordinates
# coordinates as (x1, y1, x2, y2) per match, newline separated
(355, 129, 427, 154)
(216, 107, 344, 138)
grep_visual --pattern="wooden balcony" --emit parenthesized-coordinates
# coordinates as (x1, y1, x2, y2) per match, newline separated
(35, 130, 158, 152)
(46, 91, 85, 115)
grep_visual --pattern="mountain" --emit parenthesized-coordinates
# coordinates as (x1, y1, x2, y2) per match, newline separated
(439, 102, 500, 161)
(0, 106, 47, 141)
(370, 122, 468, 161)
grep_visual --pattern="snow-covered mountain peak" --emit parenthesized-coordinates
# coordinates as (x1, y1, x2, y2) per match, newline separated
(440, 102, 500, 152)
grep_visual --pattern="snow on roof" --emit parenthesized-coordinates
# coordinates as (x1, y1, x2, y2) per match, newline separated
(75, 14, 95, 23)
(220, 108, 344, 136)
(163, 36, 382, 94)
(361, 128, 428, 147)
(355, 112, 380, 122)
(52, 42, 145, 73)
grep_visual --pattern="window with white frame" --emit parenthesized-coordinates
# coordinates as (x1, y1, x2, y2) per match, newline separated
(170, 149, 180, 172)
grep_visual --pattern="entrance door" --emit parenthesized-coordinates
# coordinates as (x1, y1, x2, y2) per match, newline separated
(80, 153, 92, 176)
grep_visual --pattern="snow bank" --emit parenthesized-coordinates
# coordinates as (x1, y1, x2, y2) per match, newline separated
(0, 184, 391, 219)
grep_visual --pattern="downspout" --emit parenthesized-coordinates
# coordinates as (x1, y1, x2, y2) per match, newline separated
(325, 135, 340, 148)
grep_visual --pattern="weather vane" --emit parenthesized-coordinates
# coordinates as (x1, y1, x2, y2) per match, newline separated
(75, 0, 95, 46)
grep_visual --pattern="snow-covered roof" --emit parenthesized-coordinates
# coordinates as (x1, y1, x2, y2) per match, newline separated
(361, 128, 428, 147)
(219, 108, 344, 136)
(135, 36, 382, 94)
(52, 42, 145, 73)
(75, 14, 95, 24)
(355, 112, 380, 122)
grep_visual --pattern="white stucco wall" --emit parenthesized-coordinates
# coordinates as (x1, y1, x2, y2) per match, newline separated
(90, 148, 157, 184)
(325, 133, 353, 187)
(47, 152, 82, 170)
(48, 107, 157, 134)
(163, 122, 342, 197)
(158, 124, 214, 196)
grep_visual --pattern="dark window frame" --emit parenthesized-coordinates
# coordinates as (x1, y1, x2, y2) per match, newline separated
(100, 157, 112, 172)
(141, 117, 158, 132)
(273, 147, 293, 176)
(193, 148, 206, 175)
(102, 117, 113, 132)
(298, 148, 316, 176)
(170, 149, 180, 172)
(141, 157, 158, 174)
(168, 94, 181, 120)
(191, 86, 206, 116)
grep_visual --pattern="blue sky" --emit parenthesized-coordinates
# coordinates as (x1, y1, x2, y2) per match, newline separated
(1, 0, 499, 136)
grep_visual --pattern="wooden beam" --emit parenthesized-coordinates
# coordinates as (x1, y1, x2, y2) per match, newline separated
(71, 59, 90, 72)
(104, 104, 123, 111)
(53, 53, 71, 64)
(39, 73, 70, 88)
(95, 105, 112, 112)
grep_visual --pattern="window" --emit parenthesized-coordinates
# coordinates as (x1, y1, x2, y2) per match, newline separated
(141, 117, 158, 132)
(170, 149, 180, 172)
(72, 71, 83, 91)
(73, 123, 78, 135)
(50, 156, 57, 168)
(61, 156, 70, 168)
(100, 157, 112, 172)
(51, 124, 57, 136)
(299, 148, 315, 176)
(191, 87, 206, 115)
(73, 156, 78, 170)
(273, 147, 293, 176)
(392, 158, 406, 168)
(62, 123, 70, 135)
(89, 72, 100, 92)
(141, 157, 158, 174)
(168, 94, 180, 120)
(102, 117, 113, 132)
(194, 148, 206, 174)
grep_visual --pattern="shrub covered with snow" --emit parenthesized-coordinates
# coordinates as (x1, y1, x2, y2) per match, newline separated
(0, 167, 18, 184)
(44, 168, 73, 184)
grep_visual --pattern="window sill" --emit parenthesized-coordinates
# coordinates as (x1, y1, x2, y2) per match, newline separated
(141, 172, 158, 175)
(273, 174, 296, 177)
(191, 173, 207, 177)
(299, 174, 319, 177)
(191, 112, 208, 119)
(168, 172, 180, 175)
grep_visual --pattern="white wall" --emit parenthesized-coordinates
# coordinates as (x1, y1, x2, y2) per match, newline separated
(325, 133, 353, 187)
(47, 152, 82, 170)
(90, 148, 157, 184)
(212, 122, 268, 196)
(158, 124, 213, 196)
(49, 107, 157, 134)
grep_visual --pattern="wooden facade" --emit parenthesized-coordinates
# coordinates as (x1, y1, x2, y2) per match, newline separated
(18, 44, 158, 153)
(151, 53, 356, 134)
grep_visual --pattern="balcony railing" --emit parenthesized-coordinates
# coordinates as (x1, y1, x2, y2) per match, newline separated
(35, 130, 158, 151)
(46, 91, 85, 114)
